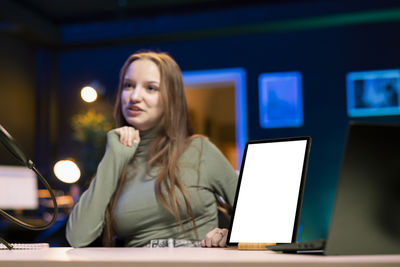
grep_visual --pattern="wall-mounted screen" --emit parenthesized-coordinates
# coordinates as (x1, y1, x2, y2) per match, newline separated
(258, 71, 303, 128)
(347, 69, 400, 117)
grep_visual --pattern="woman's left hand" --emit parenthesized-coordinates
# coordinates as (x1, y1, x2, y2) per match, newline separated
(201, 228, 229, 247)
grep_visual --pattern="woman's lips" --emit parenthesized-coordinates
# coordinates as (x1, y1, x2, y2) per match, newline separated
(126, 105, 143, 116)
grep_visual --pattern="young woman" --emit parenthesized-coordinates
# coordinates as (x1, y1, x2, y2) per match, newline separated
(66, 51, 238, 248)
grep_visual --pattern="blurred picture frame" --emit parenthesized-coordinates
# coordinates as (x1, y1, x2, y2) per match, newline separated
(347, 69, 400, 117)
(258, 71, 303, 128)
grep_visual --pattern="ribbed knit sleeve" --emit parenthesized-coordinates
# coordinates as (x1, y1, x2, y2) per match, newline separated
(66, 130, 138, 247)
(200, 138, 238, 207)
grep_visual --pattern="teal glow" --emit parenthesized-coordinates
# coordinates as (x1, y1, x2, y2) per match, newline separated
(182, 68, 247, 166)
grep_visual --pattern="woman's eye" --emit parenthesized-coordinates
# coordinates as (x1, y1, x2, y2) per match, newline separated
(148, 85, 159, 91)
(123, 82, 134, 89)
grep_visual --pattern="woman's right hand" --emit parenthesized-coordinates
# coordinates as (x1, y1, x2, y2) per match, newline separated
(114, 126, 140, 147)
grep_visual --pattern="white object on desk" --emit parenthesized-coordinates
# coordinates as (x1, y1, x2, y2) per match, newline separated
(0, 243, 49, 250)
(0, 165, 38, 209)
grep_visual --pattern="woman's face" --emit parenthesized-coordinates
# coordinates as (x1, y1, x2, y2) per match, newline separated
(121, 59, 163, 131)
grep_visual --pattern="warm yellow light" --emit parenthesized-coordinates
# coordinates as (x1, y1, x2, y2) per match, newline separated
(53, 160, 81, 183)
(81, 86, 98, 103)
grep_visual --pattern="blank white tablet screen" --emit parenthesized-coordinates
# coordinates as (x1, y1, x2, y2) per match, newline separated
(229, 140, 307, 243)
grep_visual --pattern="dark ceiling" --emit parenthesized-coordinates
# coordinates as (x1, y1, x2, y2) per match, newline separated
(1, 0, 398, 46)
(0, 0, 317, 45)
(6, 0, 305, 25)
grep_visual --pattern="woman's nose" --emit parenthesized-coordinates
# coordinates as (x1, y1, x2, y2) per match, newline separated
(130, 87, 143, 101)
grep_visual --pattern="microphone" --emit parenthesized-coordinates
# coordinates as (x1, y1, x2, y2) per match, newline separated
(0, 124, 58, 249)
(0, 124, 34, 169)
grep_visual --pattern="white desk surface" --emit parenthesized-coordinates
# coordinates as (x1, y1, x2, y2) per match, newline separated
(1, 247, 400, 267)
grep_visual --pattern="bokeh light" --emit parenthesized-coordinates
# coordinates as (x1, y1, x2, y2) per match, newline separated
(81, 86, 98, 103)
(53, 160, 81, 183)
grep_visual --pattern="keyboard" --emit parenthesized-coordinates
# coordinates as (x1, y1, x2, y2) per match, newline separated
(0, 243, 49, 250)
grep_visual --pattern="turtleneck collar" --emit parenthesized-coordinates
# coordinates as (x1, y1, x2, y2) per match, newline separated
(135, 125, 162, 158)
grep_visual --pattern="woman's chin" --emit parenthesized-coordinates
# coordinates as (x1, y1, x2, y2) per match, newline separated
(124, 120, 140, 130)
(124, 118, 160, 131)
(126, 122, 148, 131)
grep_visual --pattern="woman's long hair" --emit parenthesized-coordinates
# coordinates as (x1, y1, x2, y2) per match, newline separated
(103, 51, 195, 246)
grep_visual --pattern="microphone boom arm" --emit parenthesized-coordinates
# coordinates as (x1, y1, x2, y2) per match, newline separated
(0, 124, 58, 250)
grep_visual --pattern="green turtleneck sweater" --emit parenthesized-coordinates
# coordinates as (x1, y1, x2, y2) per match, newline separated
(66, 128, 238, 247)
